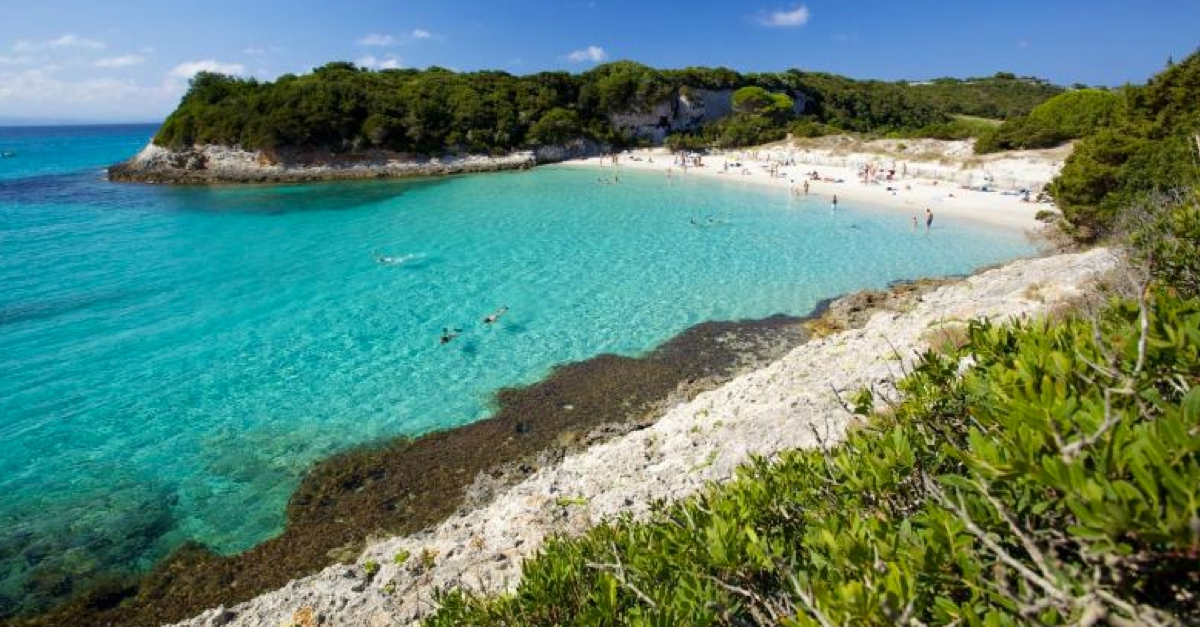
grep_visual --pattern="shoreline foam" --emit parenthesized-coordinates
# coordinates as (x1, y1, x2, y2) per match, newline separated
(175, 247, 1119, 627)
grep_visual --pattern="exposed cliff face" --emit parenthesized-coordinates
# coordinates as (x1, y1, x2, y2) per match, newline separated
(609, 88, 807, 143)
(107, 140, 600, 185)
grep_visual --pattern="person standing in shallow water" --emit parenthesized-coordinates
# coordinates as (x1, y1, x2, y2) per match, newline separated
(831, 194, 838, 211)
(925, 208, 933, 231)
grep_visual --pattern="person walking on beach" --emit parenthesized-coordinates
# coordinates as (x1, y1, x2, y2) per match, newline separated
(803, 180, 809, 195)
(925, 207, 933, 231)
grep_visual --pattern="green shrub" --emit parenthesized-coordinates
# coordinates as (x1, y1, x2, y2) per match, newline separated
(973, 115, 1069, 153)
(1129, 195, 1200, 298)
(787, 118, 836, 138)
(525, 107, 582, 146)
(1050, 51, 1200, 238)
(1027, 88, 1119, 138)
(426, 291, 1200, 625)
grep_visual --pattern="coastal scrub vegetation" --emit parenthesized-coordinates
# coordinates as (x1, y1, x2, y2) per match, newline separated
(428, 286, 1200, 625)
(153, 61, 1061, 154)
(973, 89, 1119, 153)
(1050, 50, 1200, 240)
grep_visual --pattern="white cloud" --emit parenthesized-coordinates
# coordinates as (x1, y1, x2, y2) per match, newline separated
(93, 54, 145, 68)
(566, 45, 608, 63)
(358, 30, 435, 47)
(356, 54, 402, 70)
(0, 68, 136, 104)
(0, 64, 189, 120)
(15, 34, 106, 52)
(755, 5, 810, 27)
(169, 59, 248, 78)
(358, 33, 397, 46)
(0, 55, 35, 66)
(243, 45, 283, 55)
(50, 34, 106, 49)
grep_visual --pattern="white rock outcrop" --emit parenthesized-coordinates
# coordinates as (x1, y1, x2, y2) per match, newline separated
(608, 87, 807, 144)
(179, 248, 1119, 627)
(108, 143, 541, 184)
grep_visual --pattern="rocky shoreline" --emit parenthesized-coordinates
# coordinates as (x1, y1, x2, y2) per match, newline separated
(14, 309, 813, 625)
(173, 248, 1120, 627)
(106, 142, 598, 185)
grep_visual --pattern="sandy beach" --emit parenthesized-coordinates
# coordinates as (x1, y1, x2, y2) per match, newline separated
(560, 137, 1069, 233)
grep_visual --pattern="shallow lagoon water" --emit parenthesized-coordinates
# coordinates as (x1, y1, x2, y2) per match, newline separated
(0, 125, 1036, 605)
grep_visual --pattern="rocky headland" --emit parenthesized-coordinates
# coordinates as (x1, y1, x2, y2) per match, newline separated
(104, 86, 778, 185)
(105, 141, 607, 185)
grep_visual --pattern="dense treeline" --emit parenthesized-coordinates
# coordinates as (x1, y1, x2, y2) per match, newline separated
(1049, 50, 1200, 239)
(905, 72, 1063, 119)
(154, 61, 1061, 154)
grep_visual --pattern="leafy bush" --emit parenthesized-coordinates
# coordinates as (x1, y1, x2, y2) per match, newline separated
(1050, 50, 1200, 238)
(974, 115, 1069, 153)
(732, 86, 794, 121)
(525, 108, 582, 146)
(663, 132, 710, 152)
(1027, 88, 1119, 138)
(974, 89, 1117, 154)
(902, 116, 998, 141)
(1129, 194, 1200, 298)
(709, 114, 788, 148)
(427, 291, 1200, 625)
(787, 118, 837, 138)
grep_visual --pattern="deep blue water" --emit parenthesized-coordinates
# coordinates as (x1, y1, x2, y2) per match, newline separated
(0, 124, 1037, 606)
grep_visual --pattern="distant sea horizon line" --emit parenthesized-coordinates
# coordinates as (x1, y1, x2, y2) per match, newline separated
(0, 119, 163, 129)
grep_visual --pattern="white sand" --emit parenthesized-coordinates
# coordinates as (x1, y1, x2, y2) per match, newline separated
(559, 138, 1066, 233)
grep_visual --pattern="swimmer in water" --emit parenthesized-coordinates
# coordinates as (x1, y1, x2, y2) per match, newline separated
(440, 327, 463, 345)
(374, 251, 421, 266)
(483, 306, 509, 324)
(373, 250, 403, 265)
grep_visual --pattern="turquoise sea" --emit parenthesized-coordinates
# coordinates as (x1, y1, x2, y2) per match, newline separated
(0, 124, 1036, 610)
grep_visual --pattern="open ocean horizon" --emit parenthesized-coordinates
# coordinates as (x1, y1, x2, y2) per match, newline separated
(0, 124, 1037, 614)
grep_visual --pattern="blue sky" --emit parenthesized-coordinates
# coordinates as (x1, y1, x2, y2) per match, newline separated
(1, 0, 1197, 123)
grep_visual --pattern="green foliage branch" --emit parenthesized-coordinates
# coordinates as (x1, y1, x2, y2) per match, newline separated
(426, 288, 1200, 625)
